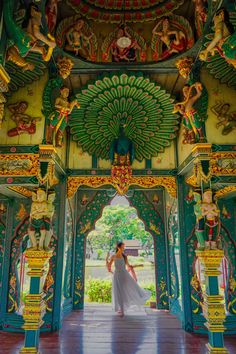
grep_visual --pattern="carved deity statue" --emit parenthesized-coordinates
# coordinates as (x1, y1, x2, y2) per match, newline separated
(7, 101, 41, 137)
(173, 82, 206, 144)
(4, 2, 56, 71)
(65, 19, 92, 58)
(201, 190, 220, 249)
(28, 189, 55, 251)
(46, 86, 80, 147)
(151, 17, 187, 61)
(199, 7, 236, 69)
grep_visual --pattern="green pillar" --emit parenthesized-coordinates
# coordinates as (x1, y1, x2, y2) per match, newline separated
(196, 249, 229, 354)
(20, 250, 52, 354)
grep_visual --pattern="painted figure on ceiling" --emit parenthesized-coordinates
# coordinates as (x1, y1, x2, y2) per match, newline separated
(102, 25, 146, 63)
(7, 101, 41, 137)
(45, 0, 61, 34)
(173, 82, 206, 144)
(110, 27, 141, 62)
(65, 19, 92, 58)
(199, 8, 236, 69)
(193, 0, 208, 37)
(4, 2, 56, 71)
(46, 86, 80, 147)
(151, 15, 194, 61)
(210, 101, 236, 135)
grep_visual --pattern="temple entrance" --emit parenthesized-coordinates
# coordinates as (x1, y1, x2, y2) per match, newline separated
(73, 188, 169, 311)
(84, 195, 156, 306)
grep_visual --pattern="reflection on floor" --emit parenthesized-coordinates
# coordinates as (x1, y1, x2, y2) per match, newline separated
(0, 304, 236, 354)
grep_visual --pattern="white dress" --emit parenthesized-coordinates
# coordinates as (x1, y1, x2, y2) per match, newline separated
(112, 257, 151, 312)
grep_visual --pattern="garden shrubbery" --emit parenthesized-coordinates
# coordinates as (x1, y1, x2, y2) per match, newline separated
(85, 278, 156, 303)
(86, 278, 112, 303)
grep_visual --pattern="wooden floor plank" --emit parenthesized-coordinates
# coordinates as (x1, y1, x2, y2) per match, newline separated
(0, 305, 235, 354)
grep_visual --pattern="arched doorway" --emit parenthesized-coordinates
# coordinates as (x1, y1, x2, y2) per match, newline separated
(73, 188, 169, 311)
(85, 195, 155, 305)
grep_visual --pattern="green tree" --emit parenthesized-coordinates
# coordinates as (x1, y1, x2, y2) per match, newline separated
(87, 205, 153, 255)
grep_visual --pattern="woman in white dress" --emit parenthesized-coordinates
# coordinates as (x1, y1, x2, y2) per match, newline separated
(106, 241, 151, 317)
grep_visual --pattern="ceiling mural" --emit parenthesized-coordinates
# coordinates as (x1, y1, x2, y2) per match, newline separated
(66, 0, 184, 23)
(69, 73, 179, 161)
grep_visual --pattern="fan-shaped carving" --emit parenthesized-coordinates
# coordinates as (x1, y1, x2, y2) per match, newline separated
(69, 73, 179, 161)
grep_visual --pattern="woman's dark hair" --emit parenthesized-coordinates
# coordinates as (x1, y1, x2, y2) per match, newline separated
(116, 242, 127, 261)
(215, 7, 234, 35)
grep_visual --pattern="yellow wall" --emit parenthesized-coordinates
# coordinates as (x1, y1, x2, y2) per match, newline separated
(0, 74, 48, 146)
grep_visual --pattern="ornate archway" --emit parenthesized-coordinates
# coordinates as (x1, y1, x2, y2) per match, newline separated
(73, 188, 169, 310)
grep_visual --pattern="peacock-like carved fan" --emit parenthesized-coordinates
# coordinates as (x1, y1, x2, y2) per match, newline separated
(69, 73, 179, 161)
(202, 10, 236, 89)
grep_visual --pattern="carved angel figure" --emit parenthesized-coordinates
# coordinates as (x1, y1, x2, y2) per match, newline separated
(173, 83, 206, 144)
(199, 7, 236, 69)
(151, 15, 194, 61)
(7, 101, 41, 137)
(210, 100, 236, 135)
(201, 190, 220, 249)
(46, 86, 80, 147)
(4, 2, 56, 71)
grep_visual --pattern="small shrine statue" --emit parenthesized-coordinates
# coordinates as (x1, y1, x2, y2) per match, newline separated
(201, 190, 220, 249)
(46, 86, 80, 147)
(173, 82, 206, 144)
(65, 19, 92, 58)
(193, 191, 205, 249)
(7, 101, 41, 137)
(152, 17, 186, 61)
(28, 189, 55, 251)
(199, 8, 236, 69)
(110, 26, 141, 63)
(4, 2, 56, 71)
(193, 0, 208, 37)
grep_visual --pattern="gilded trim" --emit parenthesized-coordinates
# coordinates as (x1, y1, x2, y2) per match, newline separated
(67, 176, 177, 198)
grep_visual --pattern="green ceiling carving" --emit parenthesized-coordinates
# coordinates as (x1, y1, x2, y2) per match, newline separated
(70, 73, 179, 161)
(202, 10, 236, 89)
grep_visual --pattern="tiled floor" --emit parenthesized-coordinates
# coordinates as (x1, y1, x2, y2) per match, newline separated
(0, 305, 235, 354)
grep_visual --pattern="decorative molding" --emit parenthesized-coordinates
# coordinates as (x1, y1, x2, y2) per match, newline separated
(8, 186, 32, 198)
(0, 154, 39, 176)
(214, 186, 236, 200)
(67, 175, 176, 198)
(191, 143, 212, 158)
(0, 64, 10, 92)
